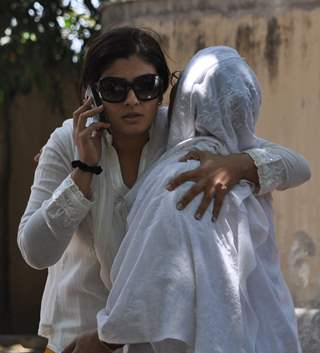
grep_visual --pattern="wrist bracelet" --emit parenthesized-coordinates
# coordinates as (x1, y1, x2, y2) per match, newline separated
(71, 160, 103, 175)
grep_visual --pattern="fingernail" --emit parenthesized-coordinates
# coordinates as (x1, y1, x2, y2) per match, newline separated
(166, 183, 173, 191)
(195, 213, 201, 220)
(176, 202, 183, 210)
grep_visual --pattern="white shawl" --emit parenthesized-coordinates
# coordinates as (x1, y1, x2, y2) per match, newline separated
(97, 47, 300, 353)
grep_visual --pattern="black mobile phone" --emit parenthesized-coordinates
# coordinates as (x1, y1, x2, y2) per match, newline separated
(85, 86, 107, 123)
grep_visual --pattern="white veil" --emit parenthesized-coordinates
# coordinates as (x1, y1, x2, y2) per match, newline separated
(168, 46, 262, 153)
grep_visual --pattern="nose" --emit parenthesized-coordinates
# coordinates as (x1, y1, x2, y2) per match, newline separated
(124, 88, 140, 106)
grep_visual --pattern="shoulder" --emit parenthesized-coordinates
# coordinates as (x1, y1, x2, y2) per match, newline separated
(51, 118, 73, 139)
(48, 118, 73, 144)
(44, 118, 75, 159)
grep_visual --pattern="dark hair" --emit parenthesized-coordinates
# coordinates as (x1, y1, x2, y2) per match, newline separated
(81, 26, 170, 95)
(167, 71, 182, 122)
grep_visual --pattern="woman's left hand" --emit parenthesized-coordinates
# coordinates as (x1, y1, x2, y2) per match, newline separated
(166, 150, 259, 221)
(61, 329, 121, 353)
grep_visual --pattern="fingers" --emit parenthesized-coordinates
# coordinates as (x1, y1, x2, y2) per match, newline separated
(194, 189, 214, 220)
(80, 122, 110, 139)
(166, 169, 198, 191)
(73, 96, 92, 130)
(33, 147, 43, 163)
(73, 96, 106, 132)
(34, 153, 41, 163)
(76, 105, 105, 132)
(175, 181, 204, 210)
(178, 182, 227, 221)
(179, 150, 201, 162)
(212, 183, 228, 221)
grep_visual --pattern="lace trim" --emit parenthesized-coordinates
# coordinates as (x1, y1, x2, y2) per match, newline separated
(44, 176, 93, 230)
(245, 149, 286, 195)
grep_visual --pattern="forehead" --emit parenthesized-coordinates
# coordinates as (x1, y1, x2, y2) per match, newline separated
(101, 55, 157, 80)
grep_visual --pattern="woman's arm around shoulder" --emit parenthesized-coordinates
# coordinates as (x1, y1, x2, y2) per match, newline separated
(166, 139, 311, 220)
(245, 138, 311, 195)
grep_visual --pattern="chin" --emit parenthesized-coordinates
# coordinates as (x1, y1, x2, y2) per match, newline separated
(124, 125, 150, 137)
(121, 120, 152, 137)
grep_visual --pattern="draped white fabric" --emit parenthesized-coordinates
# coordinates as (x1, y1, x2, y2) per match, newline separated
(168, 46, 261, 152)
(91, 106, 168, 290)
(96, 46, 302, 353)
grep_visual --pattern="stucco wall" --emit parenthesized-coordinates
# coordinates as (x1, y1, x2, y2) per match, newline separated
(101, 0, 320, 307)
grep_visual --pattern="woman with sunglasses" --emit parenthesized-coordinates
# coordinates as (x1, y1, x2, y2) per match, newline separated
(18, 27, 309, 353)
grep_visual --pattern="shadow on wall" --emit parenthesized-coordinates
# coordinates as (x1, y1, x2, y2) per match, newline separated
(235, 16, 281, 79)
(289, 231, 317, 304)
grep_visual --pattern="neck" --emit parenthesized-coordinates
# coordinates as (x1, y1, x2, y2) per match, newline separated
(111, 131, 150, 156)
(111, 130, 150, 188)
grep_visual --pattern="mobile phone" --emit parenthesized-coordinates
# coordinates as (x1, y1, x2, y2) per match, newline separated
(85, 86, 107, 124)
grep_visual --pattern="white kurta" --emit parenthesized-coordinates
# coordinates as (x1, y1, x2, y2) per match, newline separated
(17, 111, 309, 351)
(17, 107, 168, 353)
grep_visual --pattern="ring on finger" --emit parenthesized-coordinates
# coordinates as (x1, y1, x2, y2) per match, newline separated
(90, 129, 97, 139)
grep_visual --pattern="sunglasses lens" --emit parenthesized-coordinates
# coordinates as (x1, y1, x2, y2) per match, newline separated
(99, 77, 127, 103)
(98, 74, 163, 102)
(133, 74, 162, 101)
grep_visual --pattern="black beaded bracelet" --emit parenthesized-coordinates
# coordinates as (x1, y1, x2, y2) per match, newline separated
(71, 160, 103, 175)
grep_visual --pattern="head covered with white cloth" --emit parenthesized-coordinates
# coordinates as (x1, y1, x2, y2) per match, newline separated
(168, 45, 262, 152)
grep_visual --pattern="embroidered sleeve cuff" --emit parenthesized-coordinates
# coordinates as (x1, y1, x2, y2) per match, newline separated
(244, 149, 287, 195)
(43, 175, 94, 234)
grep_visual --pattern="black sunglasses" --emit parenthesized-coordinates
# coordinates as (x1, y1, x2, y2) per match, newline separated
(97, 74, 163, 103)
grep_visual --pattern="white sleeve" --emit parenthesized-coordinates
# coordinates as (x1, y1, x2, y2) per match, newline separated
(244, 138, 311, 195)
(17, 121, 93, 270)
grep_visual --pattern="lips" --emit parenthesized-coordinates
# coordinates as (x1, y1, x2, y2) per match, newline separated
(122, 112, 143, 119)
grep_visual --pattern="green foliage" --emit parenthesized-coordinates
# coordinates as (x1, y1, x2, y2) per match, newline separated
(0, 0, 101, 112)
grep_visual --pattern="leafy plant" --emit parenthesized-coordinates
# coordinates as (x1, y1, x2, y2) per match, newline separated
(0, 0, 102, 110)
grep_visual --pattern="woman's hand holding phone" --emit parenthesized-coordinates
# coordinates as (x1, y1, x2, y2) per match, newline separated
(73, 96, 110, 166)
(71, 97, 109, 199)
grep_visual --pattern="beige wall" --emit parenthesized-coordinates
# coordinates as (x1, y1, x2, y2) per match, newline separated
(102, 0, 320, 307)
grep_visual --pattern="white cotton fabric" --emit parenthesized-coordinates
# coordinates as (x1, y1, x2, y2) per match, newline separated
(17, 111, 309, 353)
(97, 47, 302, 353)
(17, 48, 310, 352)
(90, 107, 169, 290)
(167, 46, 261, 152)
(17, 107, 168, 353)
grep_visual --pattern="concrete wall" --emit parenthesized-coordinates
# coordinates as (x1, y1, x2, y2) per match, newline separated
(101, 0, 320, 308)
